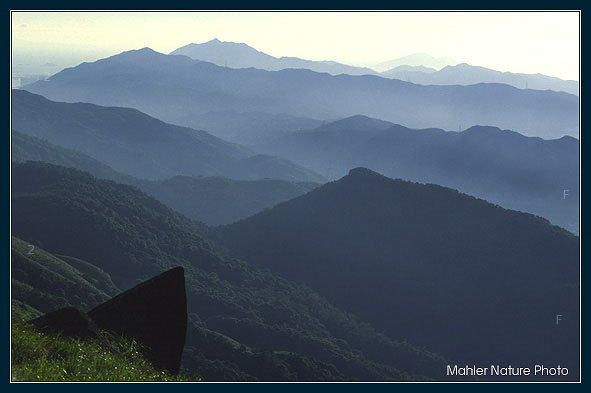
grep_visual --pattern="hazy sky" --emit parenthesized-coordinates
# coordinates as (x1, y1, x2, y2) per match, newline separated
(11, 11, 580, 80)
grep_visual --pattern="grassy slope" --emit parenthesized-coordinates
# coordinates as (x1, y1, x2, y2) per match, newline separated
(11, 323, 193, 382)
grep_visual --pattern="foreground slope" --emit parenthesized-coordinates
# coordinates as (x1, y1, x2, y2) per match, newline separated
(257, 116, 579, 233)
(11, 236, 119, 314)
(23, 48, 579, 138)
(11, 162, 448, 381)
(11, 90, 323, 183)
(219, 168, 580, 379)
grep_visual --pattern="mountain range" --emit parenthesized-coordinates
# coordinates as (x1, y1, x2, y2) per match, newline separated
(22, 48, 579, 139)
(373, 52, 458, 72)
(218, 167, 579, 379)
(383, 63, 579, 95)
(11, 89, 323, 183)
(171, 39, 379, 76)
(12, 130, 320, 226)
(169, 41, 577, 95)
(12, 161, 452, 381)
(11, 40, 580, 382)
(255, 115, 579, 233)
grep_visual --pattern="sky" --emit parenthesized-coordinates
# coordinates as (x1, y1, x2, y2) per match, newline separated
(11, 11, 580, 81)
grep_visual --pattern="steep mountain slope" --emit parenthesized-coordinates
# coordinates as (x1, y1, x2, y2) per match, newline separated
(22, 48, 579, 139)
(170, 39, 378, 76)
(382, 63, 579, 95)
(11, 162, 449, 381)
(219, 168, 579, 380)
(257, 116, 579, 233)
(11, 90, 324, 183)
(11, 236, 120, 313)
(12, 131, 321, 225)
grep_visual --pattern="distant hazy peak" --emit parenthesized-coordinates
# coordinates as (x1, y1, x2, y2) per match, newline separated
(373, 52, 458, 72)
(383, 64, 438, 74)
(326, 115, 394, 131)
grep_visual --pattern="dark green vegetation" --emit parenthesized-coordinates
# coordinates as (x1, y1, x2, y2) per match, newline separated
(11, 162, 449, 381)
(12, 236, 119, 314)
(219, 167, 580, 380)
(22, 47, 578, 138)
(12, 130, 321, 225)
(12, 89, 323, 183)
(256, 115, 579, 233)
(11, 322, 189, 381)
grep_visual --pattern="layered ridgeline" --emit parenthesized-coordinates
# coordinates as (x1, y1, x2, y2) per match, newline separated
(170, 38, 379, 76)
(22, 48, 578, 139)
(171, 41, 578, 95)
(11, 161, 450, 381)
(181, 110, 323, 146)
(11, 90, 323, 183)
(12, 131, 320, 225)
(256, 115, 579, 233)
(219, 168, 580, 380)
(382, 63, 578, 96)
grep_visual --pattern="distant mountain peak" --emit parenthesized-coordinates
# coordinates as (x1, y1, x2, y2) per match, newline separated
(346, 167, 383, 178)
(321, 115, 394, 133)
(122, 47, 160, 56)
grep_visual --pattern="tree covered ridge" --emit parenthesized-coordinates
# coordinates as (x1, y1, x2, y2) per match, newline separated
(219, 167, 579, 379)
(11, 161, 450, 381)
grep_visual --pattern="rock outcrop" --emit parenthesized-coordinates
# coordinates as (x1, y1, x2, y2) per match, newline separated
(30, 306, 112, 349)
(30, 267, 187, 375)
(88, 266, 187, 375)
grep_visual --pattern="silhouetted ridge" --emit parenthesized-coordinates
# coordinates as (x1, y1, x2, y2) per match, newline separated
(347, 167, 383, 178)
(220, 169, 579, 380)
(256, 116, 579, 233)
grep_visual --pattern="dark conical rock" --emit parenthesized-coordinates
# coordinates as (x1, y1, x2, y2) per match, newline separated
(30, 307, 112, 349)
(88, 267, 187, 374)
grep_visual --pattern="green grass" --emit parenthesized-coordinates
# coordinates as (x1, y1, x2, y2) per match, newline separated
(11, 323, 198, 382)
